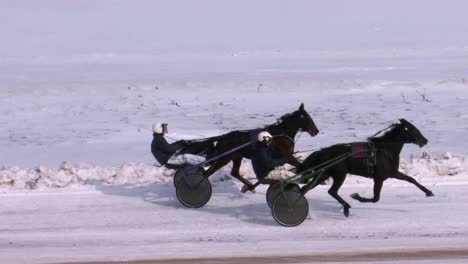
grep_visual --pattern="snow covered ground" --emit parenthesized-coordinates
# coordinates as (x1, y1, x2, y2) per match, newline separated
(2, 48, 468, 167)
(1, 177, 468, 263)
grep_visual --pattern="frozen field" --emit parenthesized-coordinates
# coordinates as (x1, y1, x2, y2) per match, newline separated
(2, 48, 468, 168)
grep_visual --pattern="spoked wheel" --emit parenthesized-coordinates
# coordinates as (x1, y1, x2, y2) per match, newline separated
(271, 189, 309, 227)
(176, 172, 212, 208)
(173, 166, 204, 187)
(266, 183, 301, 208)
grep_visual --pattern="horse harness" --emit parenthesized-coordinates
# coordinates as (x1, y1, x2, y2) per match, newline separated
(348, 142, 377, 176)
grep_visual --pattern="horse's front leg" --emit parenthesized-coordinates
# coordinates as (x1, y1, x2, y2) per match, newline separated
(390, 171, 434, 197)
(327, 174, 352, 217)
(350, 178, 383, 203)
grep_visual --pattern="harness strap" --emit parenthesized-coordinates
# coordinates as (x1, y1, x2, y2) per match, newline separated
(370, 124, 394, 138)
(367, 142, 377, 175)
(272, 134, 295, 143)
(198, 140, 256, 167)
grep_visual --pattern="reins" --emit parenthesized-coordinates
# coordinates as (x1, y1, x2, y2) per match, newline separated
(369, 124, 395, 138)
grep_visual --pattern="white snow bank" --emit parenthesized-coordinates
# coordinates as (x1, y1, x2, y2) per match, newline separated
(401, 151, 466, 177)
(0, 152, 466, 190)
(0, 162, 173, 190)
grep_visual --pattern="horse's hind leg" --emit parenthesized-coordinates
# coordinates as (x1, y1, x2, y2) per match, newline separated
(231, 156, 258, 191)
(350, 178, 383, 203)
(204, 156, 232, 177)
(204, 156, 255, 188)
(391, 171, 434, 197)
(328, 174, 352, 217)
(301, 173, 329, 193)
(230, 156, 244, 177)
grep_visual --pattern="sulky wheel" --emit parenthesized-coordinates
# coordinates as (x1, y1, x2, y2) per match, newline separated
(176, 172, 212, 208)
(173, 166, 203, 187)
(271, 189, 309, 227)
(286, 183, 301, 193)
(266, 183, 301, 208)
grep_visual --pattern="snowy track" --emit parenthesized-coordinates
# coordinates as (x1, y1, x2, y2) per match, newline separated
(1, 178, 468, 263)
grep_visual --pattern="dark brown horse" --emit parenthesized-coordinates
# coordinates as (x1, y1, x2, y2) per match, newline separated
(297, 119, 434, 217)
(179, 103, 319, 189)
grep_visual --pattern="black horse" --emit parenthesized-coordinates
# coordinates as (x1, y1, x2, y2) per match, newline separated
(179, 103, 319, 189)
(297, 119, 434, 217)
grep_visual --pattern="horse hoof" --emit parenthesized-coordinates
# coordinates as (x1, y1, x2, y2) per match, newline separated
(350, 193, 360, 200)
(426, 191, 435, 197)
(241, 185, 256, 193)
(343, 207, 350, 218)
(241, 185, 249, 193)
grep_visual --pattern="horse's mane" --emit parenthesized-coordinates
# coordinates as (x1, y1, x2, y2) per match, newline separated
(264, 111, 296, 129)
(367, 122, 401, 143)
(278, 111, 294, 121)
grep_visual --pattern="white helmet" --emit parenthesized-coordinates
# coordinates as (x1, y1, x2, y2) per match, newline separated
(152, 122, 167, 134)
(257, 131, 272, 143)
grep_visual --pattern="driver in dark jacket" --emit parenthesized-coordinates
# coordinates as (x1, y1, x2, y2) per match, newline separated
(251, 131, 288, 184)
(151, 122, 185, 166)
(242, 131, 296, 193)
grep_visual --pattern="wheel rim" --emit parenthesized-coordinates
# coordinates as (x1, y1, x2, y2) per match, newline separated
(173, 169, 183, 187)
(174, 166, 203, 187)
(266, 183, 282, 208)
(176, 173, 212, 208)
(271, 190, 308, 227)
(266, 183, 300, 208)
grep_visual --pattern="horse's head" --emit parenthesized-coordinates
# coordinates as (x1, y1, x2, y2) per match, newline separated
(398, 118, 428, 147)
(292, 103, 319, 136)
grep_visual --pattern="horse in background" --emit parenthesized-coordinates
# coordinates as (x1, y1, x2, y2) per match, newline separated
(179, 103, 319, 189)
